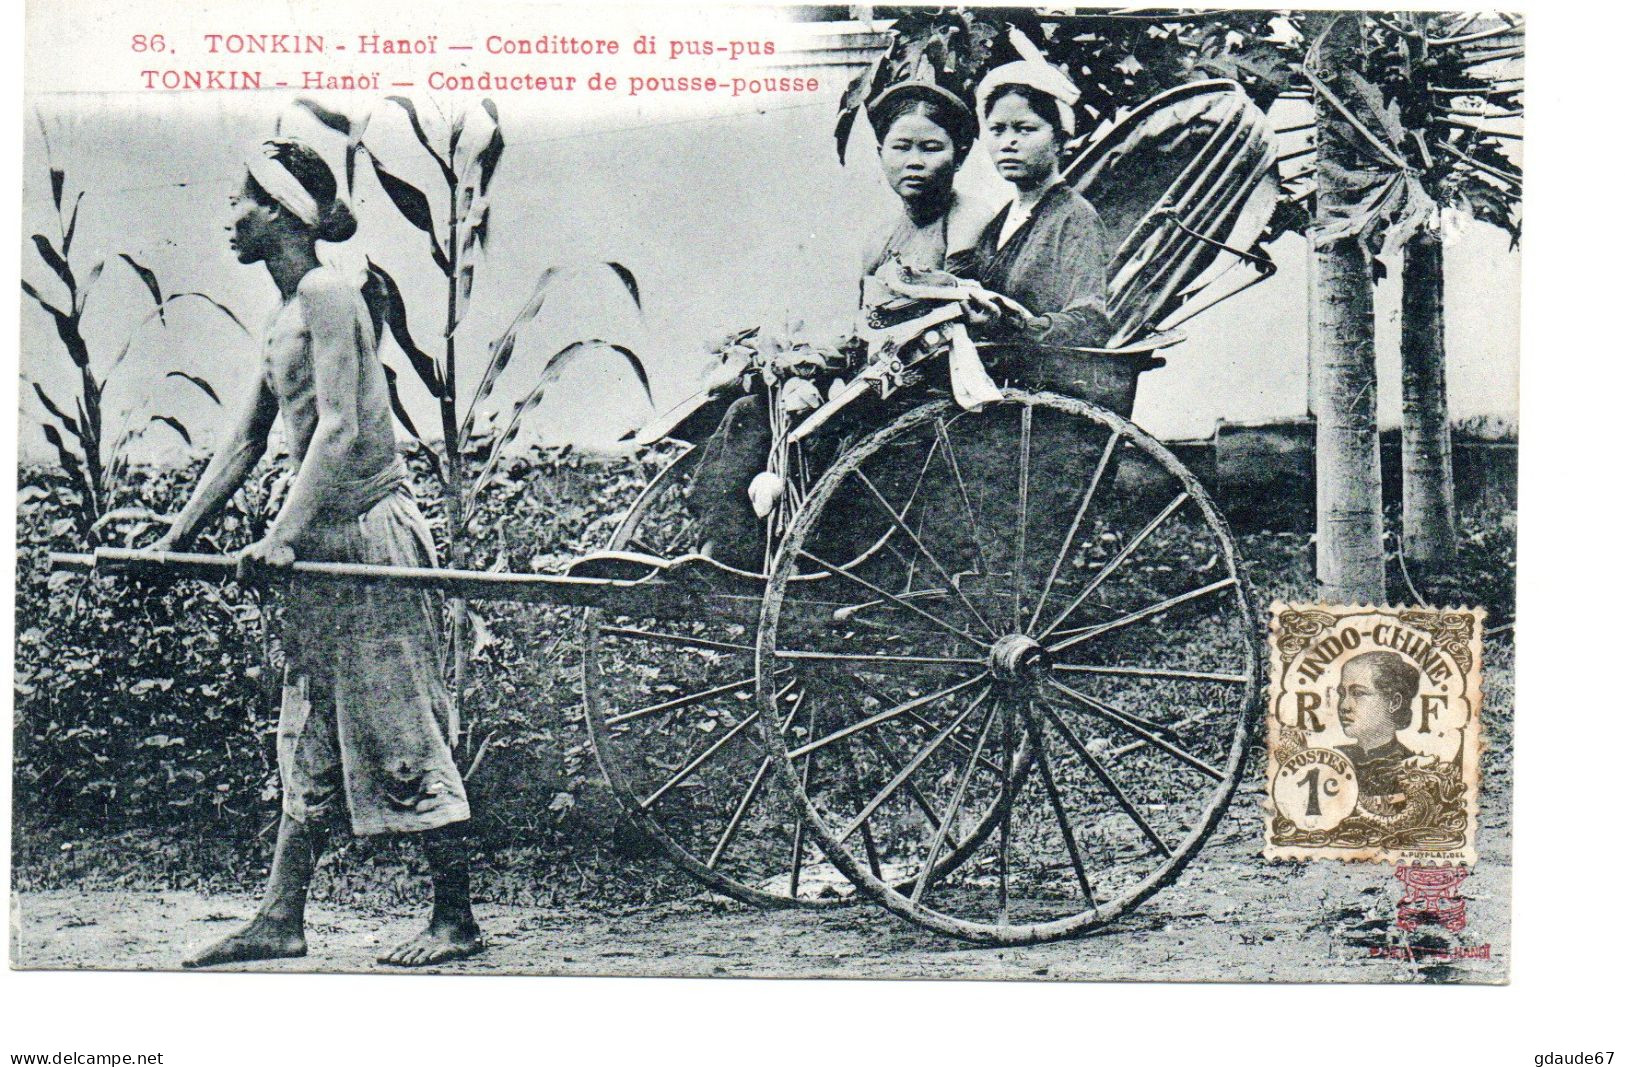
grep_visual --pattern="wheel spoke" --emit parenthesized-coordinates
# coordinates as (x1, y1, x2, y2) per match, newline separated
(1108, 706, 1232, 760)
(789, 692, 819, 898)
(1027, 429, 1121, 634)
(1044, 678, 1224, 781)
(799, 548, 990, 650)
(858, 729, 964, 853)
(852, 470, 999, 640)
(997, 696, 1015, 923)
(831, 587, 951, 624)
(879, 536, 922, 589)
(910, 695, 1000, 905)
(1038, 492, 1190, 640)
(1052, 663, 1251, 685)
(891, 425, 946, 517)
(1047, 677, 1181, 740)
(1040, 697, 1173, 857)
(1017, 699, 1097, 905)
(835, 686, 990, 846)
(706, 755, 773, 869)
(785, 673, 989, 761)
(601, 626, 754, 654)
(860, 821, 885, 880)
(637, 711, 760, 811)
(898, 710, 1002, 778)
(636, 677, 797, 809)
(844, 429, 947, 579)
(934, 417, 991, 576)
(605, 674, 764, 728)
(1047, 577, 1239, 654)
(789, 806, 808, 897)
(1013, 402, 1032, 630)
(705, 688, 805, 869)
(845, 674, 1004, 778)
(774, 649, 985, 668)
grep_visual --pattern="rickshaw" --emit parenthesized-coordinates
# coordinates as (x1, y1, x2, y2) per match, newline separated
(58, 80, 1281, 946)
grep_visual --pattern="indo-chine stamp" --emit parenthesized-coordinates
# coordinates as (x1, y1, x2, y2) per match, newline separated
(1264, 603, 1485, 864)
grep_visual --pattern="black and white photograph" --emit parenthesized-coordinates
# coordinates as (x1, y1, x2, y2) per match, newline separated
(7, 0, 1600, 1060)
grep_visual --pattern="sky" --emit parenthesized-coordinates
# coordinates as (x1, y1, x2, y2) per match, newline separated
(17, 8, 1521, 465)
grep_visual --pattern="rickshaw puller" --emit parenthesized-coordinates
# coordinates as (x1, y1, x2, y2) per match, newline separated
(155, 140, 483, 969)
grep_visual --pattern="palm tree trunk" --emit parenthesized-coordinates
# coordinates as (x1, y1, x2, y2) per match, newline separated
(1400, 227, 1457, 566)
(1312, 236, 1385, 602)
(1309, 13, 1386, 604)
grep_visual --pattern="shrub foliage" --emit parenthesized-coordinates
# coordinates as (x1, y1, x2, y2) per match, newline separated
(14, 441, 1513, 887)
(13, 444, 670, 849)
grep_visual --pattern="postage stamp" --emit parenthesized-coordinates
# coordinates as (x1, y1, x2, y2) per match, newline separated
(1264, 603, 1485, 864)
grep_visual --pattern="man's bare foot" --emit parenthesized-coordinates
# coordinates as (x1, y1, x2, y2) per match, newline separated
(377, 917, 483, 967)
(182, 914, 306, 968)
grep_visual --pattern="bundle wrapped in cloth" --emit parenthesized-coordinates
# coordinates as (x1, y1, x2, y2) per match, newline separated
(861, 259, 1027, 412)
(786, 261, 1033, 446)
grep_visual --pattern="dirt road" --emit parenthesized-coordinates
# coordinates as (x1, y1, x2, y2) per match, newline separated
(11, 775, 1510, 983)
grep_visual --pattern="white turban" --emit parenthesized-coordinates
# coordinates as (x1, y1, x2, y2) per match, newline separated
(976, 60, 1083, 134)
(245, 148, 320, 228)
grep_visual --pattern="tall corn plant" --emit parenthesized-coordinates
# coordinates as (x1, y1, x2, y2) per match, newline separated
(293, 96, 649, 739)
(22, 130, 246, 544)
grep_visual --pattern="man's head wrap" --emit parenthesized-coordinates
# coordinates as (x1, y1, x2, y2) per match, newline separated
(244, 140, 355, 242)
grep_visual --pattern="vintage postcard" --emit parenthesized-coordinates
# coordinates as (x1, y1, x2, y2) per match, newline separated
(13, 2, 1518, 984)
(1264, 603, 1485, 864)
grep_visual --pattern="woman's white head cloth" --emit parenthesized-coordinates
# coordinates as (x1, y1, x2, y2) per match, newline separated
(974, 28, 1083, 134)
(245, 143, 321, 228)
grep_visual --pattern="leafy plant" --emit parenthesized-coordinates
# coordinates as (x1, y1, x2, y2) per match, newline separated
(1292, 13, 1522, 569)
(838, 9, 1300, 164)
(11, 443, 659, 845)
(835, 8, 1002, 162)
(1216, 11, 1523, 268)
(22, 124, 247, 543)
(1367, 12, 1523, 249)
(14, 458, 281, 830)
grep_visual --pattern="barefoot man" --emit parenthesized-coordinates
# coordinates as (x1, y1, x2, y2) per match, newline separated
(154, 139, 482, 967)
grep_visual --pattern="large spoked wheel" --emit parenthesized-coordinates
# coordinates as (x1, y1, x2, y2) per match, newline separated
(583, 445, 1011, 907)
(583, 446, 825, 906)
(755, 391, 1262, 943)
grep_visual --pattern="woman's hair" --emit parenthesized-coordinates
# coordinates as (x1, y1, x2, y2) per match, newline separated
(870, 86, 976, 159)
(245, 138, 357, 242)
(1346, 651, 1421, 729)
(982, 82, 1066, 135)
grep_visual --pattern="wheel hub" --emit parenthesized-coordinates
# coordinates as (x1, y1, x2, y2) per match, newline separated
(989, 633, 1049, 682)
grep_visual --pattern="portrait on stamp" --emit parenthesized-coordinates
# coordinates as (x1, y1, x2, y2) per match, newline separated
(1265, 604, 1485, 864)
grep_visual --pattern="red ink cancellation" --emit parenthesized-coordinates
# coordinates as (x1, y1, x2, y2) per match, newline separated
(1395, 864, 1469, 932)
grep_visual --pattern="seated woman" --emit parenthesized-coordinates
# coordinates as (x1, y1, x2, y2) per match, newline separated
(858, 83, 997, 292)
(962, 60, 1112, 359)
(689, 82, 993, 570)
